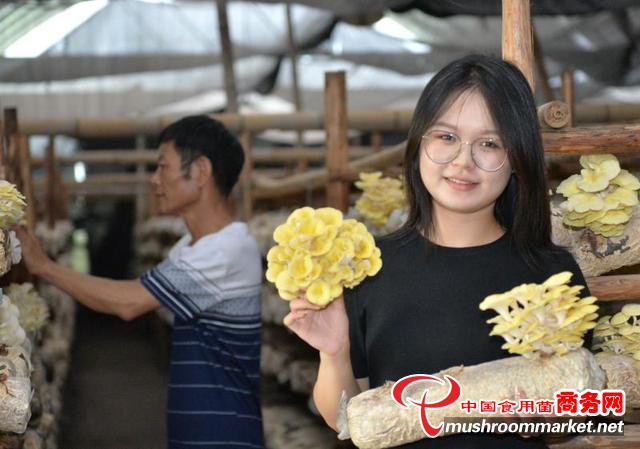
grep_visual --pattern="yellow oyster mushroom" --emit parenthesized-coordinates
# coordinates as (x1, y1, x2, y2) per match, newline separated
(600, 210, 632, 225)
(286, 207, 315, 227)
(611, 169, 640, 190)
(577, 168, 614, 193)
(543, 272, 573, 289)
(622, 303, 640, 317)
(367, 255, 382, 276)
(315, 207, 343, 227)
(579, 154, 620, 171)
(267, 246, 289, 263)
(310, 233, 335, 256)
(275, 271, 298, 293)
(278, 289, 297, 301)
(298, 216, 326, 238)
(332, 238, 355, 260)
(608, 187, 639, 207)
(355, 171, 383, 188)
(307, 281, 332, 306)
(561, 304, 599, 327)
(610, 312, 629, 327)
(273, 224, 295, 245)
(329, 284, 343, 298)
(288, 252, 314, 279)
(265, 262, 286, 283)
(353, 234, 375, 259)
(567, 192, 604, 213)
(556, 174, 582, 198)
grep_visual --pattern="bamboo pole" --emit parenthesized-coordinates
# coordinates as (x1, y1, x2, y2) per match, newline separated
(325, 71, 349, 212)
(240, 131, 253, 220)
(502, 0, 535, 90)
(216, 0, 238, 113)
(561, 70, 575, 127)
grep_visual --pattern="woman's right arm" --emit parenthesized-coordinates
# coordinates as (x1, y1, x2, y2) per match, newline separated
(284, 296, 368, 430)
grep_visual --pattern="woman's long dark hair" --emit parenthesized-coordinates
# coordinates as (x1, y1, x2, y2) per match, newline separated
(394, 54, 555, 269)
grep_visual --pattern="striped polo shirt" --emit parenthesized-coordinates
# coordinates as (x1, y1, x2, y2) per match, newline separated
(141, 222, 263, 449)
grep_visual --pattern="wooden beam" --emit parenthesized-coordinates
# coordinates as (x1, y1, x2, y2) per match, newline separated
(587, 275, 640, 302)
(216, 0, 238, 113)
(30, 147, 376, 166)
(537, 101, 570, 129)
(502, 0, 535, 90)
(252, 142, 404, 199)
(325, 71, 350, 211)
(542, 124, 640, 155)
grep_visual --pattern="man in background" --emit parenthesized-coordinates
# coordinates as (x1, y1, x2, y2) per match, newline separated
(15, 115, 264, 448)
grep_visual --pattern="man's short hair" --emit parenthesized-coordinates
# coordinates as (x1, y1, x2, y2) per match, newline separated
(158, 115, 245, 197)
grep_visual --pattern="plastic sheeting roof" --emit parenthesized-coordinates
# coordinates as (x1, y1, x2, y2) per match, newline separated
(2, 0, 640, 121)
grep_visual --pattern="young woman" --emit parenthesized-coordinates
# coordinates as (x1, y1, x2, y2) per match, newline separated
(284, 54, 588, 448)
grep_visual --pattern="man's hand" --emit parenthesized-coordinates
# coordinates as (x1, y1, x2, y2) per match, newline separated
(11, 226, 51, 276)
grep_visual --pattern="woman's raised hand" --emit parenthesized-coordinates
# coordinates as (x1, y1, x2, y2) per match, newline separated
(283, 295, 349, 357)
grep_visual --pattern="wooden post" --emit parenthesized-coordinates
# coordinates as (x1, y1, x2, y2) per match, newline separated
(502, 0, 535, 91)
(135, 134, 147, 224)
(17, 136, 35, 231)
(3, 109, 19, 186)
(561, 70, 575, 127)
(285, 3, 307, 172)
(0, 118, 5, 180)
(45, 136, 56, 229)
(216, 0, 239, 113)
(371, 131, 383, 152)
(240, 131, 253, 220)
(532, 25, 554, 102)
(324, 71, 349, 212)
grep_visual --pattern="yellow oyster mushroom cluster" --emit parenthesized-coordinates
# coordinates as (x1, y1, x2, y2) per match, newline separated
(593, 304, 640, 365)
(556, 154, 640, 237)
(479, 272, 598, 358)
(0, 180, 26, 229)
(355, 172, 407, 228)
(5, 283, 49, 333)
(265, 207, 382, 306)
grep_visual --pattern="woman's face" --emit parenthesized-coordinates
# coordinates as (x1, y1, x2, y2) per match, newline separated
(419, 89, 512, 219)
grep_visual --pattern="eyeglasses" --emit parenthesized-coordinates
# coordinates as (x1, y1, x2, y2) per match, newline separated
(421, 131, 508, 172)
